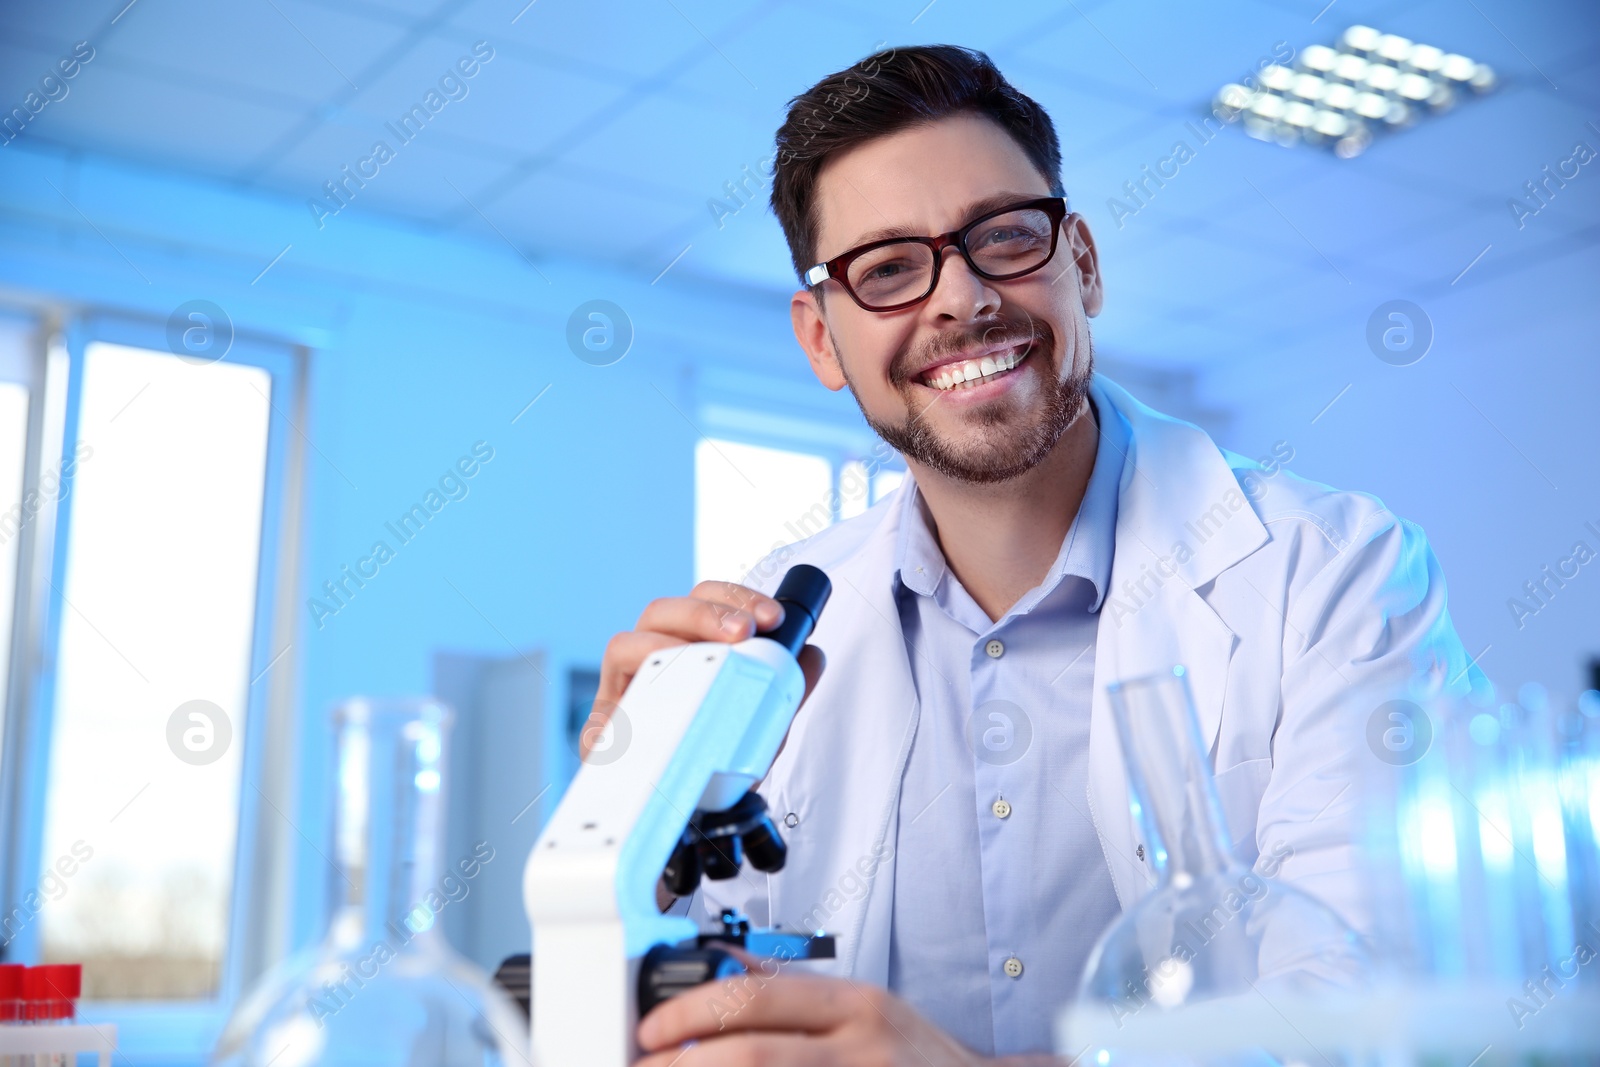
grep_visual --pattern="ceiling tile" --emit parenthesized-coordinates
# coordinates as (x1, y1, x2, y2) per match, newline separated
(11, 62, 307, 177)
(463, 160, 704, 270)
(103, 0, 414, 105)
(448, 0, 768, 85)
(334, 33, 634, 160)
(0, 0, 127, 48)
(250, 113, 515, 232)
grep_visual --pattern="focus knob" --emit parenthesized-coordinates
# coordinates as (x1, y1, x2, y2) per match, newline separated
(638, 944, 746, 1015)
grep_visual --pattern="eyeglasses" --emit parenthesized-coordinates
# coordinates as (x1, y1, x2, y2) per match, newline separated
(804, 196, 1070, 313)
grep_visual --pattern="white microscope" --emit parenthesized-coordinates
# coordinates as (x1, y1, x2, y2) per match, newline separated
(521, 565, 835, 1066)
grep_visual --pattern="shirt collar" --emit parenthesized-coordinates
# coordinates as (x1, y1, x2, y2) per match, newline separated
(892, 391, 1126, 614)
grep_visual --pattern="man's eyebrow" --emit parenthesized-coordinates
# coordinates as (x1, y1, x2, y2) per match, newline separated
(837, 191, 1045, 254)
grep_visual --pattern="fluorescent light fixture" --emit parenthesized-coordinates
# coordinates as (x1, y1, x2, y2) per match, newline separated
(1213, 25, 1497, 158)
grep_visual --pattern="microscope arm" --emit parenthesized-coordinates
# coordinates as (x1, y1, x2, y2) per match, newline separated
(524, 566, 830, 1067)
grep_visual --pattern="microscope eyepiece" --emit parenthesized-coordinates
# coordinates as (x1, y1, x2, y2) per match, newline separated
(764, 564, 831, 656)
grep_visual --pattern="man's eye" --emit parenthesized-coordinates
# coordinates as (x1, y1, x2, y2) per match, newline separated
(978, 227, 1026, 245)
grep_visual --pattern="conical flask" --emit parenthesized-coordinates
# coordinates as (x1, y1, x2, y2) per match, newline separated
(211, 697, 530, 1066)
(1073, 667, 1368, 1042)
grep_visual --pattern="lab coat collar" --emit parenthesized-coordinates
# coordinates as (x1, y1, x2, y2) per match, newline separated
(761, 370, 1268, 988)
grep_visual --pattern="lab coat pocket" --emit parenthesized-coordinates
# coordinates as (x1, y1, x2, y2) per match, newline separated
(1211, 757, 1272, 868)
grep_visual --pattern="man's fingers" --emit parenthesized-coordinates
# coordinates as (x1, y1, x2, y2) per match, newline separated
(690, 580, 786, 628)
(595, 631, 686, 708)
(637, 972, 861, 1048)
(634, 595, 762, 646)
(633, 1032, 830, 1067)
(599, 589, 817, 726)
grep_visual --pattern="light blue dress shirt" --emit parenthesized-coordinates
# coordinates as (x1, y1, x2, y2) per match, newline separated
(886, 393, 1128, 1057)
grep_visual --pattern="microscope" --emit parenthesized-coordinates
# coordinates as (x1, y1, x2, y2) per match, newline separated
(520, 565, 835, 1066)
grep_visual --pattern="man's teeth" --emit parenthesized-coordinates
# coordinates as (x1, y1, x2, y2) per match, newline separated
(923, 344, 1029, 391)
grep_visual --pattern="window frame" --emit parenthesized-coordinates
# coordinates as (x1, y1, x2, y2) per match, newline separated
(0, 308, 308, 1060)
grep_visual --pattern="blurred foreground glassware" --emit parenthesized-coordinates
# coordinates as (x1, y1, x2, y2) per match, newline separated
(1363, 678, 1600, 1050)
(212, 698, 528, 1067)
(1065, 666, 1368, 1065)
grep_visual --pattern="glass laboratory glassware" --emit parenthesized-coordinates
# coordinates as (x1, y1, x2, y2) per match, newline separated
(1355, 679, 1600, 1065)
(1073, 666, 1369, 1051)
(212, 697, 529, 1067)
(1376, 682, 1600, 988)
(1561, 689, 1600, 974)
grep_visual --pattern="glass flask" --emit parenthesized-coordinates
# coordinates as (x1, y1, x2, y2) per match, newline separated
(212, 697, 530, 1067)
(1071, 666, 1369, 1055)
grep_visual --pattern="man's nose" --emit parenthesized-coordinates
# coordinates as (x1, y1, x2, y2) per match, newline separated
(924, 245, 1002, 321)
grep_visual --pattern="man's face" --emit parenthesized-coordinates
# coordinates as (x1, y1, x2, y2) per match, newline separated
(790, 110, 1103, 485)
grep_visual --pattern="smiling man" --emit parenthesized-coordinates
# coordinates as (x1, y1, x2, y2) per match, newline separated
(602, 45, 1482, 1065)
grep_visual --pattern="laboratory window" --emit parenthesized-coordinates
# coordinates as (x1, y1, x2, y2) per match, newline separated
(693, 436, 905, 586)
(0, 312, 304, 1054)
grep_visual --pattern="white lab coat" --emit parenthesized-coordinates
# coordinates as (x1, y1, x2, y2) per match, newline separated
(690, 372, 1480, 989)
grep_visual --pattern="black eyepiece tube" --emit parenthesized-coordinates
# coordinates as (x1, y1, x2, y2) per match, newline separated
(763, 565, 831, 657)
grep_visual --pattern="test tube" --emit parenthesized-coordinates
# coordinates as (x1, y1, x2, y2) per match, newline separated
(0, 963, 23, 1067)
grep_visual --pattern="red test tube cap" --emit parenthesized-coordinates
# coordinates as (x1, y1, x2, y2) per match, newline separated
(0, 963, 22, 1021)
(41, 964, 81, 1001)
(23, 964, 81, 1020)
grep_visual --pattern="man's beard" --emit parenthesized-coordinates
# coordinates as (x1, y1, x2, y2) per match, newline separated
(836, 314, 1094, 485)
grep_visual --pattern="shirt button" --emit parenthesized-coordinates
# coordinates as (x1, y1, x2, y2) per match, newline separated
(984, 639, 1005, 659)
(1003, 956, 1024, 978)
(991, 798, 1011, 819)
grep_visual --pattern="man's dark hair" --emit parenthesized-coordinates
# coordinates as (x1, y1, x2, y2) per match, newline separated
(769, 44, 1065, 288)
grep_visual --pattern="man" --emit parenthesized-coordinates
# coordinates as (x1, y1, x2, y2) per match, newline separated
(603, 45, 1480, 1065)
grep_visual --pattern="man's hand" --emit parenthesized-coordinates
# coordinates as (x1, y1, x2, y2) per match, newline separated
(588, 579, 826, 761)
(635, 967, 1065, 1066)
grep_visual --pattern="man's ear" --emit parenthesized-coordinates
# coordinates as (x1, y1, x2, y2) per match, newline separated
(791, 289, 848, 391)
(1062, 213, 1104, 318)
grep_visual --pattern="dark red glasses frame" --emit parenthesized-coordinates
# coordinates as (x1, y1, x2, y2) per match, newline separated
(803, 196, 1070, 312)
